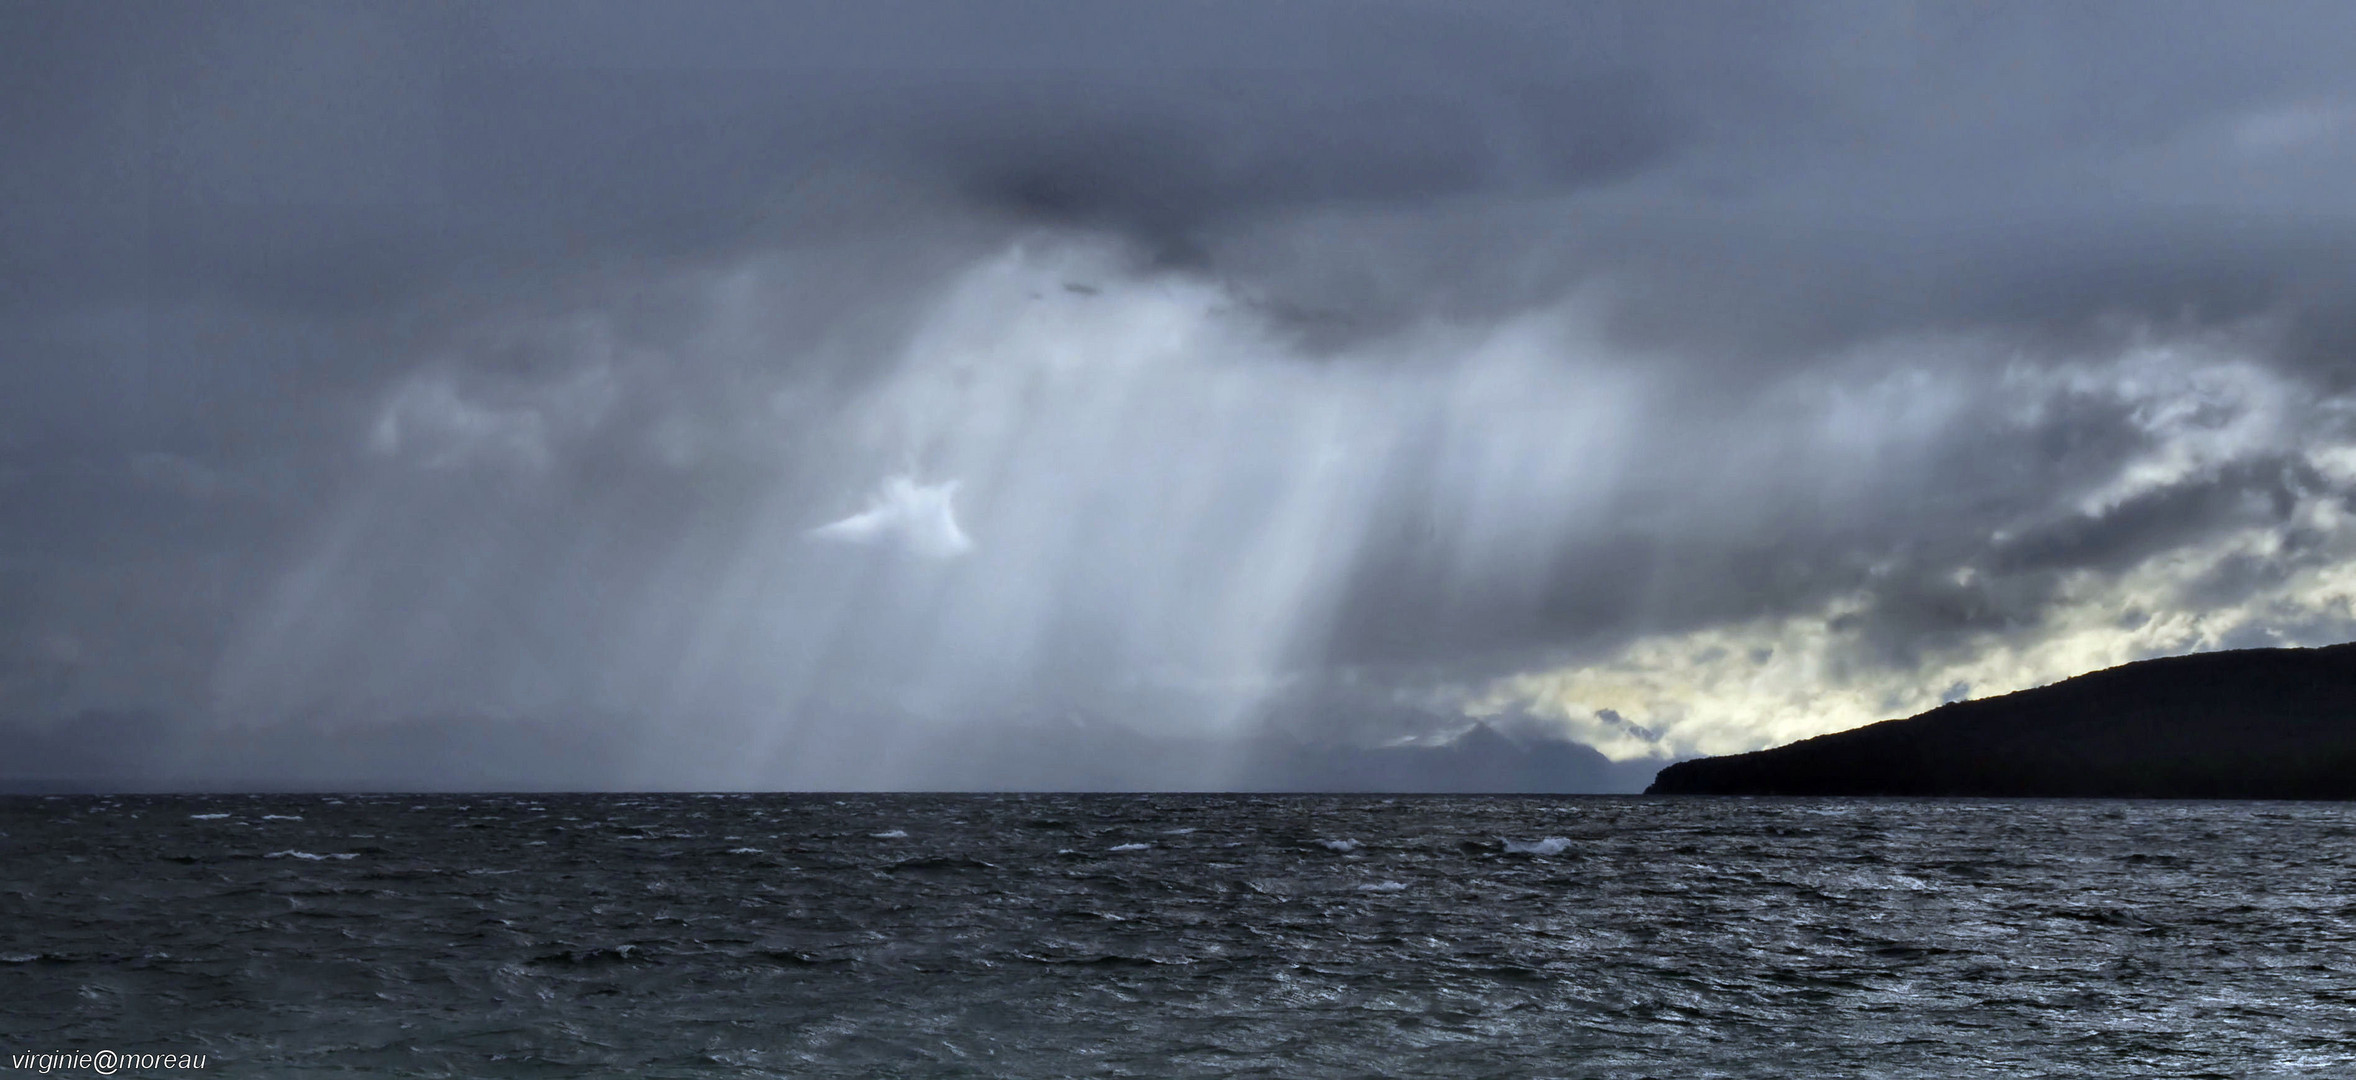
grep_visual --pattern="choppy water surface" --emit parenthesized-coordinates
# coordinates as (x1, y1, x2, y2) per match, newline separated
(5, 794, 2354, 1077)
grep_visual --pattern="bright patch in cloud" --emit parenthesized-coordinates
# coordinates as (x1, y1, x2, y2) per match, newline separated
(1476, 332, 2356, 762)
(1479, 493, 2356, 762)
(808, 475, 975, 559)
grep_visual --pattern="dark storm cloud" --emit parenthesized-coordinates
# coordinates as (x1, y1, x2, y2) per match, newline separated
(13, 2, 2355, 338)
(10, 0, 2356, 785)
(0, 1, 1712, 314)
(1989, 459, 2314, 578)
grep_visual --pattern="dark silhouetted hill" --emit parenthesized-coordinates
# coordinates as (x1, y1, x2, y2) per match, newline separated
(1647, 644, 2356, 798)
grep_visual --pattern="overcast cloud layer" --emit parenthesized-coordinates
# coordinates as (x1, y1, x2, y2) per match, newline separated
(8, 1, 2356, 788)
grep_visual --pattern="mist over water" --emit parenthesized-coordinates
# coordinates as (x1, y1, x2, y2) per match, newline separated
(202, 238, 1654, 787)
(180, 217, 2356, 787)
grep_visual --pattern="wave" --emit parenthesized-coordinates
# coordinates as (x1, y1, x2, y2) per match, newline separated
(1502, 837, 1571, 856)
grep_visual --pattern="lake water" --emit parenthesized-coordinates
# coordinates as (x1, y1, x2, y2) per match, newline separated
(5, 794, 2353, 1077)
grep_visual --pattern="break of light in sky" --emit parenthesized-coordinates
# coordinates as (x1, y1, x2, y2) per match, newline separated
(6, 1, 2356, 788)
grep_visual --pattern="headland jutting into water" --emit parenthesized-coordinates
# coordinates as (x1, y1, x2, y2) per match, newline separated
(1648, 644, 2356, 798)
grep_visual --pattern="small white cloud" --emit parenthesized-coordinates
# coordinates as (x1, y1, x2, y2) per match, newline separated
(367, 314, 633, 475)
(808, 475, 974, 559)
(369, 375, 553, 471)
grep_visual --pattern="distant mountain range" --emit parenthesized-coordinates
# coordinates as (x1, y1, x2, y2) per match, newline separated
(1648, 644, 2356, 798)
(0, 710, 1660, 793)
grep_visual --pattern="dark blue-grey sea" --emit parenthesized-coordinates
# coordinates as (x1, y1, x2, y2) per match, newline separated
(5, 794, 2353, 1077)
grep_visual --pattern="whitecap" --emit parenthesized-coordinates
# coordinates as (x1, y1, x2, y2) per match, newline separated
(870, 829, 909, 839)
(260, 814, 303, 821)
(189, 813, 230, 820)
(1357, 881, 1409, 892)
(728, 847, 765, 855)
(1108, 842, 1151, 852)
(264, 850, 358, 861)
(1319, 838, 1362, 853)
(1503, 837, 1572, 856)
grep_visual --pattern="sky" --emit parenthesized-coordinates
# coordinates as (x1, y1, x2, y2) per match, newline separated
(7, 1, 2356, 789)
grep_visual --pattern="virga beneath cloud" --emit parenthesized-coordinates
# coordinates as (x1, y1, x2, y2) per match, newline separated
(5, 2, 2356, 787)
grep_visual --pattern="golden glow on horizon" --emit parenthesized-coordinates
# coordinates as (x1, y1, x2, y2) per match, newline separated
(1476, 495, 2356, 763)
